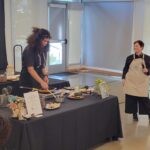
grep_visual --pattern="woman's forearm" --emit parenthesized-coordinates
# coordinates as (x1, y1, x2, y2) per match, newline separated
(27, 66, 44, 84)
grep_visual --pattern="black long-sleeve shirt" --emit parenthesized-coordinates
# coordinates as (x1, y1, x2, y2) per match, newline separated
(122, 53, 150, 79)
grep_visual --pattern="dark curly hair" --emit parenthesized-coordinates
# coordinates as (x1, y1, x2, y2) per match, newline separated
(0, 116, 11, 145)
(27, 27, 51, 52)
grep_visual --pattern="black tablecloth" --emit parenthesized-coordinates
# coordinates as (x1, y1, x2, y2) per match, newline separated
(48, 78, 70, 89)
(0, 80, 19, 95)
(1, 95, 123, 150)
(0, 78, 70, 96)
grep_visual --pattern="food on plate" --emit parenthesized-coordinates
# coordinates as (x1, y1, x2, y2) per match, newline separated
(74, 92, 82, 96)
(45, 102, 61, 109)
(67, 95, 84, 100)
(38, 89, 53, 94)
(67, 92, 84, 100)
(80, 87, 94, 93)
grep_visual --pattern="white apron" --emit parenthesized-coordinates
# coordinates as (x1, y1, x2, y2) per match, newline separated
(124, 54, 149, 97)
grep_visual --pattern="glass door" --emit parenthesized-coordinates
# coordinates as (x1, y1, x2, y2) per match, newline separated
(48, 4, 67, 74)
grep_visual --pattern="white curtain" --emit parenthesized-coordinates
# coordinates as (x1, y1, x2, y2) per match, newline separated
(83, 2, 133, 71)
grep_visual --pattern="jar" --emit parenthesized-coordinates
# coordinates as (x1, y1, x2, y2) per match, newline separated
(0, 71, 7, 82)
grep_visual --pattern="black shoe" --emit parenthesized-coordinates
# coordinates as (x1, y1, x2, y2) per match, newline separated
(133, 113, 138, 121)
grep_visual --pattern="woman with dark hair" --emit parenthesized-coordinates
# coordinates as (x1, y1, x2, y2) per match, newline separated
(122, 40, 150, 121)
(19, 27, 51, 90)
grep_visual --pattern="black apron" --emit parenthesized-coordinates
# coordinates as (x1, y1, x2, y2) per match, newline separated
(20, 66, 44, 89)
(19, 48, 47, 95)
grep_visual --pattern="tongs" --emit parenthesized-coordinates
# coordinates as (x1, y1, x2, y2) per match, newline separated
(20, 86, 38, 91)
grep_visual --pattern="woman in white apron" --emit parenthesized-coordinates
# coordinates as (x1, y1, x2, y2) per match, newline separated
(122, 40, 150, 121)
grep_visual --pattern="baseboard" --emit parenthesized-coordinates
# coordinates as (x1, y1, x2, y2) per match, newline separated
(66, 65, 122, 76)
(66, 64, 83, 72)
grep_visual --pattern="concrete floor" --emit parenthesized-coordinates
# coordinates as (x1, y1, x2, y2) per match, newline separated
(49, 72, 150, 150)
(93, 103, 150, 150)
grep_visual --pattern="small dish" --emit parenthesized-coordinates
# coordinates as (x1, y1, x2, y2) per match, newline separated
(45, 102, 61, 110)
(67, 95, 84, 100)
(64, 87, 74, 90)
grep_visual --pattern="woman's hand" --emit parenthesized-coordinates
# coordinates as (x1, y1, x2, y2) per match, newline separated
(143, 68, 148, 74)
(40, 81, 49, 90)
(27, 67, 49, 89)
(122, 79, 125, 86)
(43, 76, 49, 84)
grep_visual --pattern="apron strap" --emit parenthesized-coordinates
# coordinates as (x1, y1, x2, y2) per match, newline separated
(142, 54, 146, 68)
(133, 53, 146, 68)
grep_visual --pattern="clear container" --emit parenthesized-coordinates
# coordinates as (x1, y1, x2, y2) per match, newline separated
(55, 95, 64, 103)
(0, 71, 7, 82)
(6, 65, 14, 76)
(0, 95, 8, 107)
(39, 95, 46, 109)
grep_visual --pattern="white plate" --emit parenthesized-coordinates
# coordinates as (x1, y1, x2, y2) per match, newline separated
(45, 102, 61, 110)
(67, 95, 84, 100)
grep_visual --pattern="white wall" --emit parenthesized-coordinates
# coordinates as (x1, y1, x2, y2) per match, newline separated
(132, 0, 150, 55)
(31, 0, 48, 29)
(4, 0, 150, 72)
(83, 0, 133, 1)
(83, 2, 133, 71)
(143, 0, 150, 55)
(132, 0, 145, 43)
(5, 0, 48, 67)
(5, 0, 13, 65)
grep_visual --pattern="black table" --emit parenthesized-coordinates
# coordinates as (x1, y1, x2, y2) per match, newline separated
(0, 80, 19, 95)
(48, 78, 70, 89)
(1, 95, 123, 150)
(0, 78, 70, 96)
